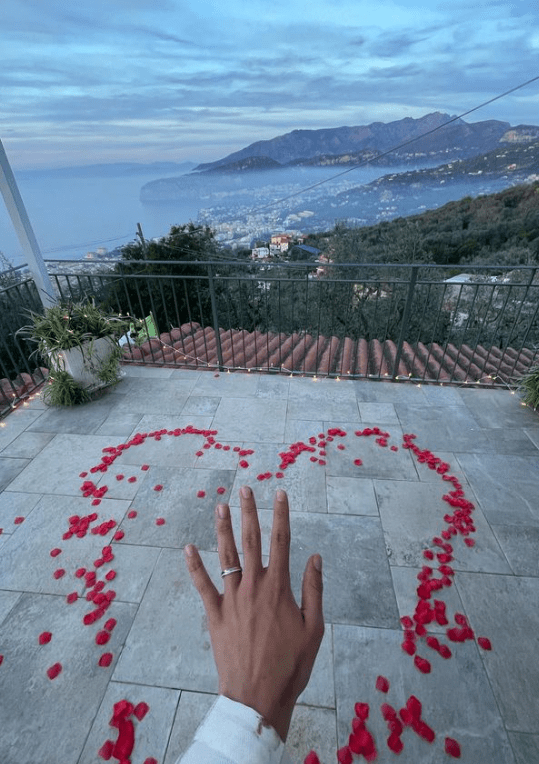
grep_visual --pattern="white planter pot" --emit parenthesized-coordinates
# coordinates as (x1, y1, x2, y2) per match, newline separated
(49, 337, 119, 390)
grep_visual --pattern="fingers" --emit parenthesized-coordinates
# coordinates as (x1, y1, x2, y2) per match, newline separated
(184, 544, 221, 616)
(269, 489, 291, 588)
(240, 485, 263, 578)
(215, 503, 242, 587)
(300, 554, 325, 643)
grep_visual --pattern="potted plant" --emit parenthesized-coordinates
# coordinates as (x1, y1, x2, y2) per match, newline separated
(18, 298, 134, 405)
(518, 363, 539, 413)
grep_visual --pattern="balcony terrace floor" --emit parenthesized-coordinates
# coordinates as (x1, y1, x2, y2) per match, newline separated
(1, 365, 539, 764)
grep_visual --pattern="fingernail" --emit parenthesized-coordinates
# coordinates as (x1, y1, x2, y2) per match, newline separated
(276, 489, 286, 501)
(241, 485, 251, 498)
(185, 544, 195, 557)
(218, 504, 228, 519)
(314, 555, 322, 572)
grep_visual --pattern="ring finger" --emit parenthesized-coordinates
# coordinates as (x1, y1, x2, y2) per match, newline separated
(216, 503, 242, 586)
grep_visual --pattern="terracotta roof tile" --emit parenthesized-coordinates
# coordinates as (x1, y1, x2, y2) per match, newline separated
(122, 323, 539, 386)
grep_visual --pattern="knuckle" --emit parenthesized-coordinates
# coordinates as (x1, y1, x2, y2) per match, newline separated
(273, 528, 290, 548)
(243, 529, 260, 551)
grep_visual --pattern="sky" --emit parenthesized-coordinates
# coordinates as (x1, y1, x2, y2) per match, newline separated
(2, 0, 539, 170)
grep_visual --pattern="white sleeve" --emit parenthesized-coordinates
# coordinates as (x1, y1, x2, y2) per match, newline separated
(176, 695, 295, 764)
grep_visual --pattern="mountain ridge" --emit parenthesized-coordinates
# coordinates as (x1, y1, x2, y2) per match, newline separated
(194, 112, 514, 172)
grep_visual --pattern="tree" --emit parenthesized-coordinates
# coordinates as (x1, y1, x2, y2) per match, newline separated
(103, 223, 223, 334)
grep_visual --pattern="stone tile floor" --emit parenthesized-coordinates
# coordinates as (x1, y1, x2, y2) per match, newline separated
(1, 365, 539, 764)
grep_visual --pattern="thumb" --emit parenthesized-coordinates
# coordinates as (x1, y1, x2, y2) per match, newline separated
(301, 554, 324, 636)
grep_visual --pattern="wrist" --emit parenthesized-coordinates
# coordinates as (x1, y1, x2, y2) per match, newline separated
(220, 692, 294, 743)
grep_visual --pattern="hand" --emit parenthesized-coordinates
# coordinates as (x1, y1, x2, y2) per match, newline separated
(184, 485, 324, 743)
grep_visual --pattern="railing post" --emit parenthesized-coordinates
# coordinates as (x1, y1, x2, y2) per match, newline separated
(392, 265, 418, 380)
(207, 263, 224, 371)
(0, 139, 56, 309)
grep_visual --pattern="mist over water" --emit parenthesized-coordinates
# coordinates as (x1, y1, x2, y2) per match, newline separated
(0, 161, 502, 268)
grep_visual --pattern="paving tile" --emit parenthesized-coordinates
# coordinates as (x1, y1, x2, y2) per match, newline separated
(395, 403, 493, 452)
(326, 476, 379, 516)
(390, 564, 466, 634)
(490, 524, 539, 576)
(255, 374, 290, 398)
(421, 384, 468, 405)
(193, 440, 244, 470)
(456, 387, 539, 429)
(116, 467, 235, 549)
(285, 705, 338, 764)
(229, 441, 328, 512)
(110, 379, 191, 415)
(104, 543, 162, 603)
(94, 410, 145, 437)
(118, 417, 214, 468)
(164, 691, 217, 764)
(358, 402, 399, 423)
(0, 591, 21, 627)
(0, 457, 32, 491)
(0, 408, 44, 451)
(0, 430, 55, 458)
(456, 572, 539, 733)
(211, 397, 288, 441)
(5, 434, 121, 495)
(353, 379, 428, 403)
(0, 592, 137, 764)
(287, 386, 360, 421)
(0, 494, 131, 595)
(0, 490, 42, 525)
(181, 395, 221, 416)
(283, 417, 324, 443)
(325, 422, 418, 481)
(190, 371, 260, 397)
(26, 395, 122, 435)
(482, 427, 539, 455)
(333, 624, 515, 764)
(112, 549, 222, 691)
(508, 732, 539, 764)
(525, 427, 539, 448)
(296, 621, 335, 708)
(374, 478, 512, 573)
(122, 365, 177, 378)
(78, 680, 180, 764)
(94, 462, 150, 501)
(455, 453, 539, 526)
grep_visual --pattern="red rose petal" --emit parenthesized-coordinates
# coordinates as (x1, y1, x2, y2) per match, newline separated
(354, 702, 369, 721)
(445, 737, 462, 757)
(156, 518, 166, 525)
(113, 530, 124, 541)
(39, 631, 52, 645)
(478, 636, 492, 650)
(53, 568, 65, 579)
(387, 732, 403, 754)
(96, 630, 111, 645)
(464, 537, 475, 547)
(414, 655, 431, 674)
(413, 720, 435, 743)
(402, 640, 416, 656)
(304, 753, 321, 764)
(104, 618, 117, 632)
(375, 675, 390, 693)
(98, 739, 114, 760)
(14, 516, 24, 524)
(50, 548, 62, 557)
(153, 484, 163, 491)
(216, 486, 226, 495)
(127, 476, 137, 483)
(134, 701, 150, 721)
(143, 759, 158, 764)
(116, 474, 124, 481)
(105, 570, 116, 581)
(66, 592, 78, 604)
(127, 510, 137, 519)
(197, 490, 206, 498)
(353, 459, 362, 466)
(47, 662, 62, 679)
(98, 652, 113, 667)
(337, 747, 353, 764)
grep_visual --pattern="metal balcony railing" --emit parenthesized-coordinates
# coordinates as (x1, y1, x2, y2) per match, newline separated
(1, 259, 539, 416)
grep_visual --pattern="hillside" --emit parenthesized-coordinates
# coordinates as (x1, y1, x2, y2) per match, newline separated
(307, 180, 539, 267)
(194, 112, 516, 171)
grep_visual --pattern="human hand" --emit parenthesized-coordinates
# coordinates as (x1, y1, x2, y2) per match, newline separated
(184, 485, 325, 743)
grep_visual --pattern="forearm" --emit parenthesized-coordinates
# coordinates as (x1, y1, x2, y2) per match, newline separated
(177, 695, 294, 764)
